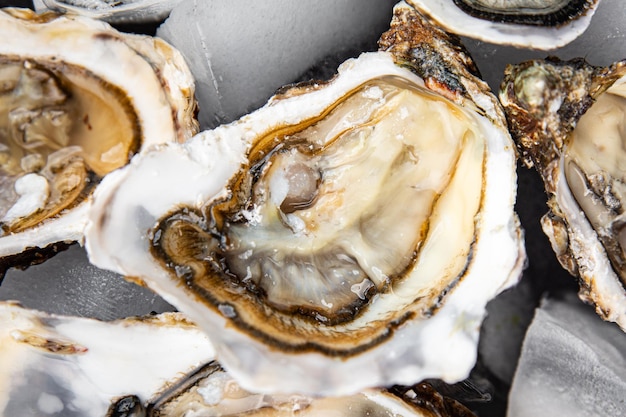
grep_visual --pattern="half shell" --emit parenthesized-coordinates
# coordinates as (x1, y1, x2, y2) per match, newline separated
(0, 302, 475, 417)
(0, 8, 198, 268)
(86, 2, 525, 396)
(32, 0, 185, 23)
(407, 0, 602, 50)
(500, 56, 626, 330)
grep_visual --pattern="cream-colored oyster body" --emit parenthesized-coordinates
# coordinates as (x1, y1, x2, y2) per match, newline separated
(0, 8, 197, 265)
(500, 57, 626, 330)
(407, 0, 602, 50)
(86, 2, 524, 396)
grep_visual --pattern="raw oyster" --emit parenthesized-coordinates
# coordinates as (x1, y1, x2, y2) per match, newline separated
(156, 0, 397, 129)
(0, 302, 475, 417)
(406, 0, 602, 50)
(507, 294, 626, 417)
(0, 8, 197, 266)
(32, 0, 185, 23)
(86, 2, 525, 396)
(132, 362, 477, 417)
(500, 57, 626, 330)
(0, 301, 214, 417)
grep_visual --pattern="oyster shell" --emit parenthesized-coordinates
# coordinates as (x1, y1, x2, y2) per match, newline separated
(500, 57, 626, 330)
(0, 301, 214, 417)
(137, 362, 477, 417)
(0, 302, 475, 417)
(32, 0, 185, 23)
(0, 8, 198, 266)
(406, 0, 602, 50)
(85, 2, 525, 396)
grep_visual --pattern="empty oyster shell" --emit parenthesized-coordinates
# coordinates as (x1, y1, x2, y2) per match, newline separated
(406, 0, 602, 50)
(0, 8, 198, 267)
(85, 2, 525, 396)
(500, 57, 626, 330)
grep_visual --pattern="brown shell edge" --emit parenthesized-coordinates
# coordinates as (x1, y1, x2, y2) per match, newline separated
(378, 2, 508, 129)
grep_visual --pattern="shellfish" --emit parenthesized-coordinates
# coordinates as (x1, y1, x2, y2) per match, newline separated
(0, 8, 197, 269)
(407, 0, 603, 50)
(86, 2, 524, 396)
(500, 56, 626, 330)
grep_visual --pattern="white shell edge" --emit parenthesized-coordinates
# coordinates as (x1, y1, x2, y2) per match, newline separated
(407, 0, 602, 51)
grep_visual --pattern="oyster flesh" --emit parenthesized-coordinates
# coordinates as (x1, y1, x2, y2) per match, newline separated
(86, 2, 525, 396)
(407, 0, 602, 50)
(500, 57, 626, 330)
(0, 8, 198, 266)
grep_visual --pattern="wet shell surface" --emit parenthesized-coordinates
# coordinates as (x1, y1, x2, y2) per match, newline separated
(85, 2, 524, 396)
(0, 301, 476, 417)
(0, 301, 214, 417)
(32, 0, 185, 23)
(0, 8, 198, 267)
(407, 0, 602, 50)
(500, 56, 626, 330)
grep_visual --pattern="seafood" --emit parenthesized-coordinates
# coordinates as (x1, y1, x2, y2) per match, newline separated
(406, 0, 602, 50)
(0, 301, 213, 417)
(500, 57, 626, 330)
(32, 0, 184, 23)
(85, 2, 525, 396)
(0, 301, 476, 417)
(0, 8, 197, 269)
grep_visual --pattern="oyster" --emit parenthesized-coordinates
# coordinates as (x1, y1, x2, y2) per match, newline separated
(133, 362, 477, 417)
(500, 57, 626, 330)
(32, 0, 185, 23)
(0, 8, 198, 266)
(0, 301, 214, 417)
(85, 2, 525, 396)
(0, 302, 475, 417)
(406, 0, 602, 50)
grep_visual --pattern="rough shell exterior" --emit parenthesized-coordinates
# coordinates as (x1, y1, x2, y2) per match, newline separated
(500, 57, 626, 330)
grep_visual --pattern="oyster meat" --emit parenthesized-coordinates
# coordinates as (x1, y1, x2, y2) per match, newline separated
(0, 8, 197, 266)
(85, 2, 525, 396)
(407, 0, 602, 50)
(500, 57, 626, 330)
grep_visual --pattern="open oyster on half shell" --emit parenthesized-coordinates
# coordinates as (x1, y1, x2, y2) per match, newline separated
(0, 8, 198, 270)
(0, 301, 214, 417)
(407, 0, 602, 50)
(86, 1, 525, 396)
(500, 57, 626, 330)
(0, 301, 475, 417)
